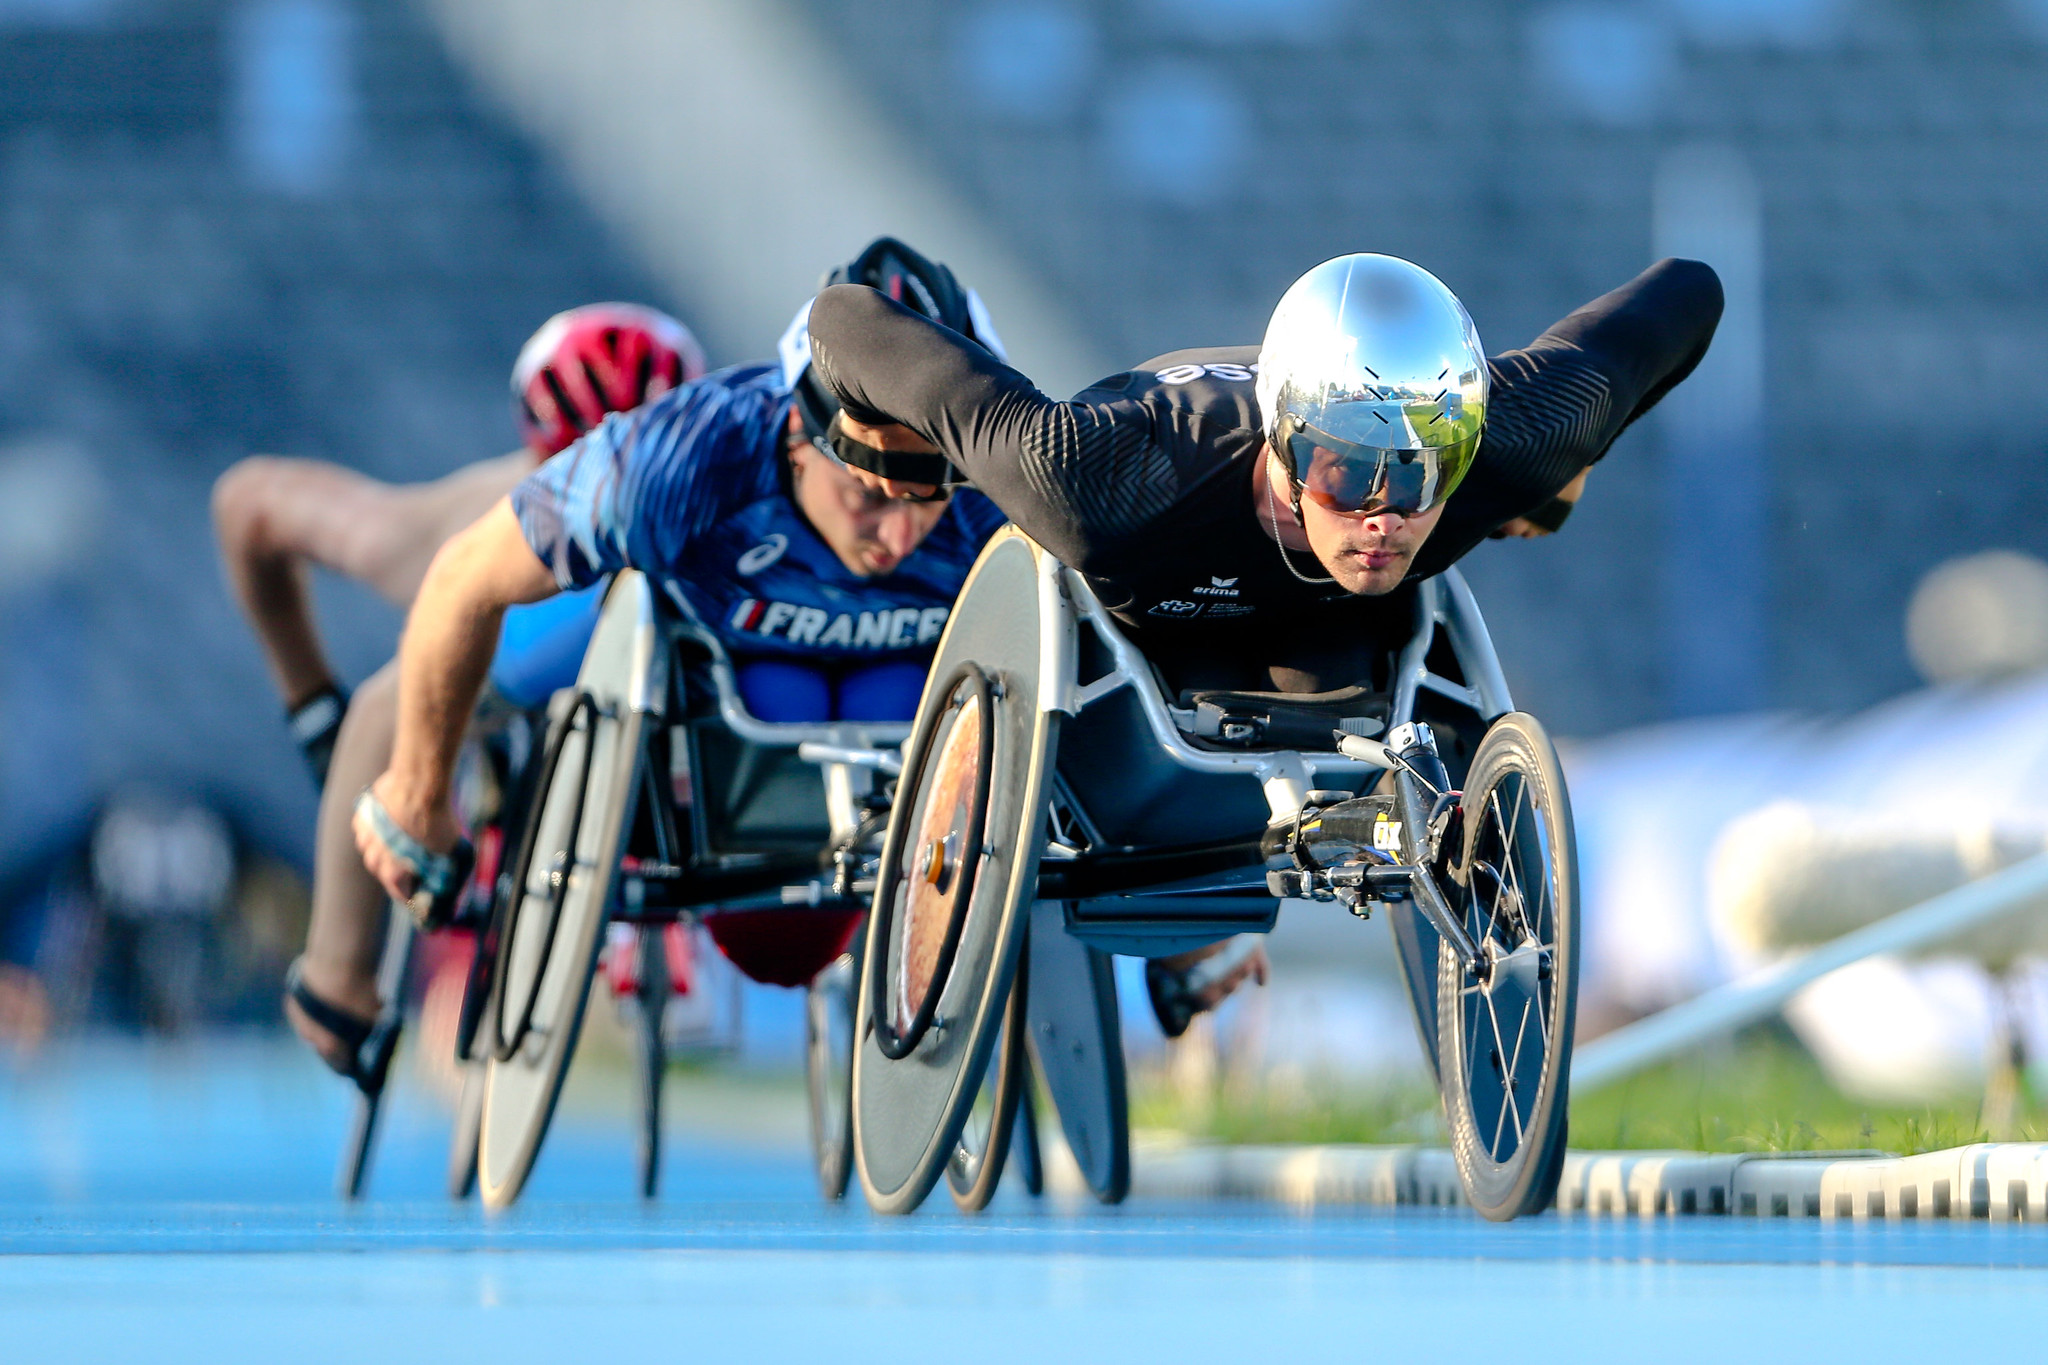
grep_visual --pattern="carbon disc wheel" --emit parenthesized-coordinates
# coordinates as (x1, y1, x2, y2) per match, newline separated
(853, 529, 1059, 1215)
(1435, 711, 1579, 1222)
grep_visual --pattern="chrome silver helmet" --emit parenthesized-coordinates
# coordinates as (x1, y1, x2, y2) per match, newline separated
(1256, 253, 1487, 518)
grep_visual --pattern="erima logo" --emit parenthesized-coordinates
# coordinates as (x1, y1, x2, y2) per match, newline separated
(729, 598, 948, 649)
(736, 534, 788, 575)
(1192, 576, 1239, 598)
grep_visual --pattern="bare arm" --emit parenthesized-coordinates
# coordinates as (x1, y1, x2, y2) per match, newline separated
(355, 499, 555, 898)
(212, 452, 532, 707)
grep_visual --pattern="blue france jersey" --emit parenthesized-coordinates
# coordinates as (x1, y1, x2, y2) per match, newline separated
(509, 363, 1006, 660)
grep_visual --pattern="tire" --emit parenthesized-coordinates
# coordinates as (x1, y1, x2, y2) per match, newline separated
(633, 925, 666, 1200)
(854, 529, 1059, 1215)
(946, 959, 1030, 1212)
(446, 1056, 484, 1200)
(805, 940, 860, 1201)
(477, 575, 658, 1211)
(1435, 712, 1579, 1222)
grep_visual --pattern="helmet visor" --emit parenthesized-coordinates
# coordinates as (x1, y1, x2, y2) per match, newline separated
(1285, 424, 1477, 518)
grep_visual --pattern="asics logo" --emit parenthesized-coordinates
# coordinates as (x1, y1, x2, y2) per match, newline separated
(736, 534, 788, 574)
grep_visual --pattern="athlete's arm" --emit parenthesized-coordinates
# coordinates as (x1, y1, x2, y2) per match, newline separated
(211, 452, 531, 707)
(809, 285, 1177, 572)
(1420, 258, 1722, 568)
(358, 500, 555, 897)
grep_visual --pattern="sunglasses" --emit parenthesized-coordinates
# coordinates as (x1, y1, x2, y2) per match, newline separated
(810, 413, 955, 504)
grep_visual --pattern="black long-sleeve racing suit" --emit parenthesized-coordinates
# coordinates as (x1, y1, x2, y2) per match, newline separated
(807, 259, 1723, 697)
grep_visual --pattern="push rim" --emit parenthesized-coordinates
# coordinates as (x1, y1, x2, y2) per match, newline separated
(945, 953, 1028, 1211)
(490, 692, 597, 1061)
(869, 663, 994, 1061)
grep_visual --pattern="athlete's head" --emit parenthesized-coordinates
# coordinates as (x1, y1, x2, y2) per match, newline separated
(784, 410, 952, 577)
(778, 236, 1005, 499)
(1257, 254, 1487, 594)
(513, 302, 708, 457)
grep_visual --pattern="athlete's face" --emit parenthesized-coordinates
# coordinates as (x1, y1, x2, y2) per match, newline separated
(788, 421, 949, 577)
(1267, 445, 1444, 595)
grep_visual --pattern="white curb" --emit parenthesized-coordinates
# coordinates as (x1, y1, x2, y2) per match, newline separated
(1098, 1138, 2048, 1221)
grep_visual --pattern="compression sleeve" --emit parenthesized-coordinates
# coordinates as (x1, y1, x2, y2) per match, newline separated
(808, 285, 1181, 570)
(1420, 257, 1723, 567)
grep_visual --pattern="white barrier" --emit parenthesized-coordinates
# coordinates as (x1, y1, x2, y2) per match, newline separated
(1571, 851, 2048, 1093)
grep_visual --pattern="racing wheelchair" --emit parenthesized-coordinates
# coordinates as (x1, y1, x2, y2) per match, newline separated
(334, 571, 1048, 1210)
(331, 575, 1051, 1210)
(850, 527, 1580, 1222)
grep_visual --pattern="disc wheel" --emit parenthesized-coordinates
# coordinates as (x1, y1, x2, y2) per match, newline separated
(477, 576, 656, 1211)
(805, 934, 861, 1201)
(1024, 898, 1128, 1204)
(853, 528, 1059, 1215)
(446, 1056, 484, 1199)
(946, 955, 1030, 1212)
(1436, 711, 1579, 1222)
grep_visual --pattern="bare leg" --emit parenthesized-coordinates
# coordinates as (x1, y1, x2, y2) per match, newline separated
(287, 662, 400, 1071)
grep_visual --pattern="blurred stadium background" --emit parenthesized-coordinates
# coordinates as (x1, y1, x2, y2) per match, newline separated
(5, 0, 2048, 1132)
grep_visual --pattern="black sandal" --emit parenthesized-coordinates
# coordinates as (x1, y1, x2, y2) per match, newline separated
(285, 957, 400, 1098)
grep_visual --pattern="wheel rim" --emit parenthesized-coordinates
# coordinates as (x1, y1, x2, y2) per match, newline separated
(871, 665, 994, 1060)
(1452, 766, 1559, 1169)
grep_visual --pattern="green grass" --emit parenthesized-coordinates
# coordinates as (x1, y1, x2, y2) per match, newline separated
(1129, 1025, 2045, 1155)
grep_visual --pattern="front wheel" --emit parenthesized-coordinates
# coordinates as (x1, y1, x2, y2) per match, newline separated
(1436, 711, 1579, 1222)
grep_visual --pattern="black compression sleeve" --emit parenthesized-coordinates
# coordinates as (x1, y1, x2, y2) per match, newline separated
(807, 285, 1180, 569)
(1419, 258, 1722, 571)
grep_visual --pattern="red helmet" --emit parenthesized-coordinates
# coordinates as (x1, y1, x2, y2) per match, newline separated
(512, 302, 708, 455)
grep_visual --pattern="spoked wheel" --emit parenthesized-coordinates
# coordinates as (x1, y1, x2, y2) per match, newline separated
(946, 955, 1029, 1212)
(854, 528, 1060, 1215)
(632, 925, 667, 1200)
(1436, 711, 1579, 1222)
(477, 574, 659, 1211)
(805, 932, 861, 1201)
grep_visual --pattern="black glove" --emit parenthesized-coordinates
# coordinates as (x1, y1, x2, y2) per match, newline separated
(286, 684, 349, 789)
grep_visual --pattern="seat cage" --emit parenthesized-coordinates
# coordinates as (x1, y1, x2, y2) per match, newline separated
(1035, 555, 1514, 954)
(1047, 561, 1512, 824)
(584, 577, 911, 920)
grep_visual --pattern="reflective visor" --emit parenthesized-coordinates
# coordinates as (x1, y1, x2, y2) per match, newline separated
(1284, 424, 1478, 518)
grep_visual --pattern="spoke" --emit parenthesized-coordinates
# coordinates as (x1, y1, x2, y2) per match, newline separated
(1465, 990, 1488, 1085)
(1490, 794, 1523, 945)
(1504, 989, 1536, 1130)
(1483, 989, 1518, 1160)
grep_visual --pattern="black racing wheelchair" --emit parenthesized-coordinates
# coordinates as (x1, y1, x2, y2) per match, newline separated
(333, 573, 1049, 1210)
(851, 527, 1579, 1222)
